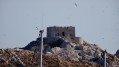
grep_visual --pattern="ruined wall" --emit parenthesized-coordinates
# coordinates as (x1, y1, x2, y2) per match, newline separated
(47, 26, 75, 38)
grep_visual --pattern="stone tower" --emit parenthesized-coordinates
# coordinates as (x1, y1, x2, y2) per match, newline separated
(47, 26, 75, 38)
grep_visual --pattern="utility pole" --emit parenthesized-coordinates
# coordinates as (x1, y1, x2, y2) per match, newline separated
(104, 49, 107, 67)
(39, 30, 44, 67)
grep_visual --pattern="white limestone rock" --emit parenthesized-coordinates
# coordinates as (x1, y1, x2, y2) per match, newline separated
(51, 47, 62, 54)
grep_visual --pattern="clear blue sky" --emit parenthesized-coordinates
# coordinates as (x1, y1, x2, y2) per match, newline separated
(0, 0, 119, 54)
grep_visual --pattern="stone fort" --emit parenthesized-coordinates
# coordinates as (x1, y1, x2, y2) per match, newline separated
(47, 26, 75, 38)
(46, 26, 87, 45)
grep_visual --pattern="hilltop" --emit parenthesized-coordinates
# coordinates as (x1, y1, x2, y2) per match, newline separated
(23, 36, 119, 67)
(0, 26, 119, 67)
(1, 37, 119, 67)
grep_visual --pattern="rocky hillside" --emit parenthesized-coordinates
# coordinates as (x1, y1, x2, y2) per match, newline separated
(1, 37, 119, 67)
(23, 37, 119, 67)
(0, 48, 100, 67)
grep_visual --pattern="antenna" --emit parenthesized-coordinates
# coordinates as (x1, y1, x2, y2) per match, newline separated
(41, 15, 44, 30)
(39, 15, 44, 67)
(39, 30, 44, 67)
(104, 49, 107, 67)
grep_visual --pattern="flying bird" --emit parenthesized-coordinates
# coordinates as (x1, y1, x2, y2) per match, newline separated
(75, 3, 77, 7)
(36, 27, 38, 30)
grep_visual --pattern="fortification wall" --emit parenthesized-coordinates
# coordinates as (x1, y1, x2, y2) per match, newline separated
(46, 26, 89, 45)
(47, 26, 75, 38)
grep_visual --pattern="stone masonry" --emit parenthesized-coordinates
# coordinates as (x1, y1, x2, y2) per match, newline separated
(47, 26, 75, 38)
(46, 26, 86, 45)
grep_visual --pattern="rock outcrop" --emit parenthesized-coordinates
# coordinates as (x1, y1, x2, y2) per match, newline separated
(115, 49, 119, 55)
(115, 49, 119, 58)
(0, 48, 101, 67)
(1, 37, 119, 67)
(23, 37, 119, 67)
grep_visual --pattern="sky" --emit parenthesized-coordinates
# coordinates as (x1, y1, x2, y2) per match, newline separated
(0, 0, 119, 54)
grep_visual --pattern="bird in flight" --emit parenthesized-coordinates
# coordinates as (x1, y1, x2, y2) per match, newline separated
(75, 3, 77, 7)
(36, 27, 38, 30)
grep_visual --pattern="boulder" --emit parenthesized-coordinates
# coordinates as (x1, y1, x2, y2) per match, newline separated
(115, 49, 119, 55)
(74, 45, 83, 50)
(51, 47, 62, 54)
